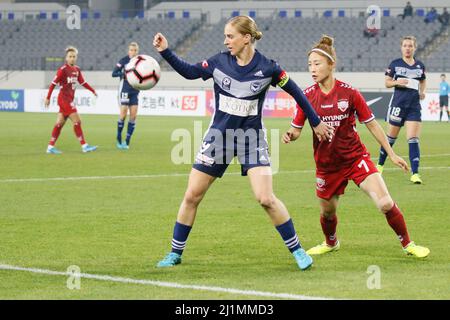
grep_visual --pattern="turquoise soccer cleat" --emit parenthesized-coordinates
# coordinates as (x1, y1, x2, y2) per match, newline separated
(46, 146, 62, 154)
(121, 142, 129, 150)
(116, 141, 124, 149)
(292, 248, 313, 270)
(156, 252, 182, 268)
(82, 144, 98, 153)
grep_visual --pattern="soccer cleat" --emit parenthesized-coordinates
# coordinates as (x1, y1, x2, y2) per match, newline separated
(376, 164, 384, 174)
(410, 173, 422, 184)
(121, 142, 129, 150)
(156, 252, 182, 268)
(306, 241, 340, 255)
(46, 146, 62, 154)
(403, 241, 430, 258)
(82, 144, 98, 153)
(292, 248, 313, 270)
(116, 141, 124, 149)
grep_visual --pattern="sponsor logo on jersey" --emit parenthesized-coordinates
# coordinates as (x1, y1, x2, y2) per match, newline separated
(222, 77, 231, 90)
(218, 94, 258, 117)
(254, 70, 264, 77)
(277, 70, 289, 88)
(321, 104, 333, 109)
(337, 99, 349, 112)
(201, 60, 208, 68)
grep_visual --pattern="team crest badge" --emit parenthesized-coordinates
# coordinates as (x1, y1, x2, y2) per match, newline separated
(337, 99, 349, 112)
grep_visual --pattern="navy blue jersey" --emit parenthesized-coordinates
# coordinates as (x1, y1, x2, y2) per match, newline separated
(193, 50, 287, 133)
(385, 58, 426, 108)
(112, 56, 139, 95)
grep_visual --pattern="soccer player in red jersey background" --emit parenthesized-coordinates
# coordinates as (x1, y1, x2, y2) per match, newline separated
(45, 46, 98, 154)
(282, 35, 430, 258)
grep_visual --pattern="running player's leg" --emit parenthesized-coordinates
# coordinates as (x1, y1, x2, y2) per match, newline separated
(68, 112, 97, 152)
(157, 168, 216, 267)
(117, 105, 127, 146)
(247, 166, 312, 270)
(307, 196, 341, 255)
(125, 104, 138, 146)
(405, 120, 422, 182)
(47, 113, 66, 154)
(359, 172, 429, 257)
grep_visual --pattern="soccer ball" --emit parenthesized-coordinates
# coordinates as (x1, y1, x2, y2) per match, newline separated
(125, 55, 161, 90)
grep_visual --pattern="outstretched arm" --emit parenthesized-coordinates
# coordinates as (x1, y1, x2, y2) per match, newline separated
(153, 33, 202, 80)
(365, 119, 408, 172)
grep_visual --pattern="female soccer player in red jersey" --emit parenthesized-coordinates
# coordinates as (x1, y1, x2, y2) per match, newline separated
(283, 35, 429, 258)
(45, 46, 98, 154)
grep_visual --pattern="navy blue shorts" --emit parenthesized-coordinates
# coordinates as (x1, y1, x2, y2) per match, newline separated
(387, 104, 421, 127)
(193, 131, 271, 178)
(119, 90, 139, 106)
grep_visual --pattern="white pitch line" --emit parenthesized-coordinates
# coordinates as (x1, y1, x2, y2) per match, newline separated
(1, 166, 449, 183)
(0, 263, 333, 300)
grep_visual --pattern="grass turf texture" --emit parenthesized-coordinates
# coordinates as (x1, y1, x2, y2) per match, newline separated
(0, 112, 449, 299)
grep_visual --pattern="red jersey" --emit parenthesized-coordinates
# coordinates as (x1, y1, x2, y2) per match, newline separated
(50, 64, 87, 102)
(292, 79, 375, 172)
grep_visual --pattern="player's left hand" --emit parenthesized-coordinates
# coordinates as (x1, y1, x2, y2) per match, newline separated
(313, 121, 334, 142)
(390, 154, 409, 172)
(419, 92, 425, 100)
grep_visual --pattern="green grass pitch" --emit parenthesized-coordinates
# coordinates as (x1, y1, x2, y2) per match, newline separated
(0, 112, 449, 299)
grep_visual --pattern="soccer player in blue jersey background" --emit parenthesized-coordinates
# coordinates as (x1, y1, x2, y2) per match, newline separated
(377, 36, 426, 184)
(439, 74, 449, 122)
(112, 42, 140, 150)
(152, 15, 334, 270)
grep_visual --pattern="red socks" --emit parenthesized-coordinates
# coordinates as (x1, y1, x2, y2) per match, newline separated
(49, 124, 62, 146)
(73, 122, 86, 145)
(320, 214, 338, 246)
(385, 203, 411, 247)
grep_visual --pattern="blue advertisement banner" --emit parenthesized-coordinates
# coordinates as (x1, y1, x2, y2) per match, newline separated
(0, 90, 24, 112)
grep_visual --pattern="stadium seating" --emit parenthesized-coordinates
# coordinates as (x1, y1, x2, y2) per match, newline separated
(0, 17, 201, 71)
(1, 13, 449, 72)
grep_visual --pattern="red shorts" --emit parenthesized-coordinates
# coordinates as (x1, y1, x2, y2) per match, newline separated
(315, 154, 379, 200)
(58, 99, 77, 117)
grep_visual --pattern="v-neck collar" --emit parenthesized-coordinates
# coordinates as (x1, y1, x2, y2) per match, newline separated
(230, 49, 260, 74)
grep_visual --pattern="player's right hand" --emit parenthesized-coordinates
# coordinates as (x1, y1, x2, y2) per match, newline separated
(153, 33, 168, 52)
(313, 121, 334, 142)
(44, 98, 50, 109)
(282, 128, 301, 144)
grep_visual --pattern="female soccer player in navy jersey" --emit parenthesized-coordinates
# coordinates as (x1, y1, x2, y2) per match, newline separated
(283, 35, 429, 258)
(112, 42, 140, 150)
(153, 16, 334, 270)
(376, 36, 426, 184)
(45, 46, 98, 154)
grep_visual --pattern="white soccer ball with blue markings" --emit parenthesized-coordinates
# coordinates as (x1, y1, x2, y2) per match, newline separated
(125, 55, 161, 90)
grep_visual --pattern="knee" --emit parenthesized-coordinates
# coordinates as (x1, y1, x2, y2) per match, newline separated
(256, 194, 277, 209)
(73, 121, 81, 126)
(320, 207, 336, 218)
(56, 120, 65, 127)
(376, 195, 394, 213)
(183, 190, 203, 208)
